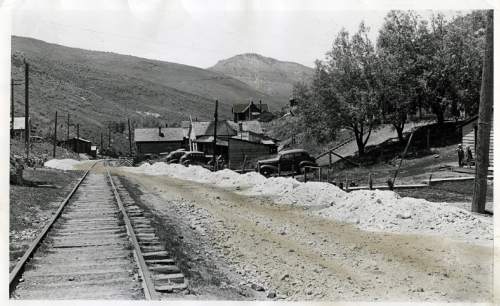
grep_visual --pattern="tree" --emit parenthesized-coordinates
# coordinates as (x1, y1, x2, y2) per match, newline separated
(415, 12, 486, 124)
(471, 10, 493, 213)
(377, 10, 426, 142)
(321, 23, 381, 155)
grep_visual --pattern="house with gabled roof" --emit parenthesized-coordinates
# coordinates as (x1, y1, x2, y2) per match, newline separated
(134, 126, 187, 155)
(232, 101, 269, 122)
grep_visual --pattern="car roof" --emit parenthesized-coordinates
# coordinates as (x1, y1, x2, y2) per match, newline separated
(280, 149, 308, 154)
(183, 151, 204, 155)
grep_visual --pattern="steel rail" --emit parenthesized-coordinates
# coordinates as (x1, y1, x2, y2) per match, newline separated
(105, 165, 159, 300)
(9, 162, 97, 294)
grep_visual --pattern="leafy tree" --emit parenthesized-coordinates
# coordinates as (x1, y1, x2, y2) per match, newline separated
(413, 12, 485, 124)
(377, 10, 427, 142)
(302, 23, 381, 155)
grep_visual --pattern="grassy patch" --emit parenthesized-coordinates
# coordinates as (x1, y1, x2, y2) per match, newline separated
(9, 168, 82, 271)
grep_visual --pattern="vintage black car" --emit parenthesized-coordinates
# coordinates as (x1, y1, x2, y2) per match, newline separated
(256, 149, 317, 177)
(165, 149, 186, 164)
(179, 151, 210, 166)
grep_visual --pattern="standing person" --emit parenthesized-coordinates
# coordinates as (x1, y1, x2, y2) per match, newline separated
(456, 144, 464, 167)
(466, 145, 474, 168)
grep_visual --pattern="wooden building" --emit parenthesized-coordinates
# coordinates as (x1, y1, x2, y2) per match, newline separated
(90, 146, 98, 158)
(63, 137, 92, 154)
(10, 117, 28, 138)
(232, 101, 269, 122)
(228, 138, 277, 169)
(461, 116, 494, 166)
(181, 119, 277, 168)
(134, 127, 187, 155)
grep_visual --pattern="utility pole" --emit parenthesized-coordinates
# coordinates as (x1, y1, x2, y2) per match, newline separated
(100, 132, 103, 155)
(53, 111, 58, 157)
(24, 61, 30, 161)
(10, 80, 14, 134)
(77, 124, 80, 139)
(472, 10, 493, 213)
(212, 100, 218, 171)
(67, 114, 70, 140)
(128, 118, 132, 156)
(108, 126, 111, 148)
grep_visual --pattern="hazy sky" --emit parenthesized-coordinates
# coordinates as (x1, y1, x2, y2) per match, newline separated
(8, 0, 473, 68)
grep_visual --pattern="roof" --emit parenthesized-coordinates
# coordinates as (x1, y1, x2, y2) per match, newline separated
(90, 146, 97, 150)
(182, 120, 237, 137)
(194, 136, 229, 146)
(459, 115, 479, 128)
(71, 137, 91, 143)
(227, 120, 263, 134)
(134, 127, 185, 142)
(232, 102, 269, 114)
(280, 149, 307, 154)
(10, 117, 27, 130)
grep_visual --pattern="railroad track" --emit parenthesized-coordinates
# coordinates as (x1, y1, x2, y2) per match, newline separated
(9, 161, 187, 299)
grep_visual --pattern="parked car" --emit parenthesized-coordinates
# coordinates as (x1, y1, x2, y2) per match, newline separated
(256, 149, 317, 177)
(165, 149, 186, 164)
(179, 151, 210, 166)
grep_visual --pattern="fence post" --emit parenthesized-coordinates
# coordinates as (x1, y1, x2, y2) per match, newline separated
(345, 176, 349, 191)
(368, 172, 373, 190)
(428, 173, 433, 186)
(318, 167, 322, 182)
(304, 167, 307, 182)
(426, 128, 430, 150)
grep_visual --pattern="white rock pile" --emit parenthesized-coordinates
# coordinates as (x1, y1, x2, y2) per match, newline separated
(123, 162, 492, 243)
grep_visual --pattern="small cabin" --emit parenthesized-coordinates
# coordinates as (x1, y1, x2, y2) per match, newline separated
(232, 101, 269, 122)
(63, 137, 92, 154)
(461, 116, 494, 166)
(134, 127, 187, 155)
(10, 117, 29, 138)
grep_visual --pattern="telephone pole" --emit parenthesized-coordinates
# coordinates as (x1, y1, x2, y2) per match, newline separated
(472, 10, 493, 213)
(77, 124, 80, 139)
(212, 100, 218, 171)
(128, 118, 132, 156)
(53, 111, 58, 157)
(100, 132, 103, 155)
(24, 61, 30, 161)
(67, 114, 70, 140)
(10, 80, 14, 134)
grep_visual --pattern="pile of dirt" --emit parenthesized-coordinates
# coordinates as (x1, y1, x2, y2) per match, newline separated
(44, 159, 86, 171)
(121, 163, 492, 243)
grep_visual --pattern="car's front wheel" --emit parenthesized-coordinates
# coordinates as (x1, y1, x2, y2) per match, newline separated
(260, 168, 273, 178)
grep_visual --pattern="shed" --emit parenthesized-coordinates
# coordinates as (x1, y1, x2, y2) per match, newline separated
(461, 116, 494, 166)
(90, 146, 98, 158)
(228, 137, 277, 169)
(10, 117, 29, 138)
(134, 127, 187, 155)
(64, 137, 92, 154)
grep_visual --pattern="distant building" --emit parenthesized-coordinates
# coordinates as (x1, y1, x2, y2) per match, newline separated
(10, 117, 29, 138)
(62, 137, 92, 154)
(181, 119, 277, 169)
(461, 116, 494, 166)
(134, 127, 187, 155)
(232, 101, 269, 122)
(90, 146, 98, 158)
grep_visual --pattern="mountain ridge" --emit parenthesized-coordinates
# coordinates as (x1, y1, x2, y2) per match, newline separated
(209, 53, 314, 101)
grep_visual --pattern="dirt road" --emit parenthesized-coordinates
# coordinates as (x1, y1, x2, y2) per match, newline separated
(114, 169, 493, 302)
